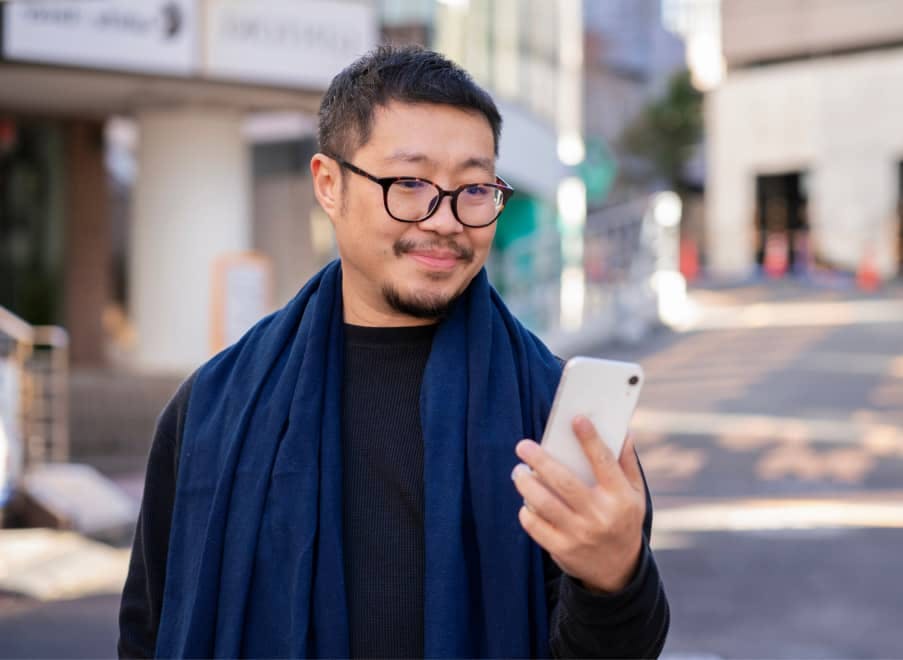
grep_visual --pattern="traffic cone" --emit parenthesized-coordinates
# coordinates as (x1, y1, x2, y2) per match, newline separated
(856, 248, 881, 292)
(763, 233, 788, 278)
(679, 238, 699, 282)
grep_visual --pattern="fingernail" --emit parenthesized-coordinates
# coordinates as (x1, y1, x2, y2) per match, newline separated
(574, 416, 591, 433)
(511, 463, 531, 481)
(515, 439, 537, 459)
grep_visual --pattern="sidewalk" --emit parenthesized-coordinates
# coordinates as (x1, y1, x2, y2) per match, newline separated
(0, 528, 130, 602)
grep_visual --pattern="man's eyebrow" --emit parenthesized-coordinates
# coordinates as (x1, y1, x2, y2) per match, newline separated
(383, 150, 433, 165)
(458, 156, 494, 175)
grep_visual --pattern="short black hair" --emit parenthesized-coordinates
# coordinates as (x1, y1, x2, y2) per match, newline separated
(317, 45, 502, 161)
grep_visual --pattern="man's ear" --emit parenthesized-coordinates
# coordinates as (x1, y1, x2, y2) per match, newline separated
(311, 153, 342, 220)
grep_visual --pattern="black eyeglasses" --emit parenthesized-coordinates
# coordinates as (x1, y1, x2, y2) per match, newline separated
(332, 157, 514, 228)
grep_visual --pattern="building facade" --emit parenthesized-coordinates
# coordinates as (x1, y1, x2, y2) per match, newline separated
(706, 0, 903, 279)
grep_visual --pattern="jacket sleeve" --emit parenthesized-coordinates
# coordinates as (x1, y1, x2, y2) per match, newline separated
(546, 459, 670, 658)
(117, 375, 195, 659)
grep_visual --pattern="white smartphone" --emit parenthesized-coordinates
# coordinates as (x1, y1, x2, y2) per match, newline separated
(540, 357, 644, 486)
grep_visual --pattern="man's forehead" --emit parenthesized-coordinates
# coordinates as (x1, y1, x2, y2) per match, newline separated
(355, 101, 497, 172)
(381, 149, 494, 173)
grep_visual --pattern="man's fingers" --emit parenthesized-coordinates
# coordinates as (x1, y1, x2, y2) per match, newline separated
(517, 503, 568, 555)
(511, 463, 574, 525)
(515, 441, 590, 510)
(572, 416, 625, 486)
(619, 434, 645, 492)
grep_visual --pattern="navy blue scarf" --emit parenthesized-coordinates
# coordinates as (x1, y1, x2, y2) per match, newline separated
(156, 260, 563, 658)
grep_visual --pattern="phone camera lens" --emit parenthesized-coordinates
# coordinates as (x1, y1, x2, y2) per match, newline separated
(628, 375, 640, 386)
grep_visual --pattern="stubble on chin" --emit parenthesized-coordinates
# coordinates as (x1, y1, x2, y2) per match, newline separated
(381, 283, 457, 320)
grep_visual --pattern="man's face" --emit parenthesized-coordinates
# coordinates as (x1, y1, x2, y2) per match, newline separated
(312, 101, 499, 326)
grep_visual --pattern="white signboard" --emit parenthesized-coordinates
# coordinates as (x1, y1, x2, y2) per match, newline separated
(211, 253, 274, 353)
(205, 0, 378, 89)
(2, 0, 197, 76)
(223, 263, 270, 347)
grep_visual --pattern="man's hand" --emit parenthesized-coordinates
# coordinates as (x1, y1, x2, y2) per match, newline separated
(512, 416, 646, 593)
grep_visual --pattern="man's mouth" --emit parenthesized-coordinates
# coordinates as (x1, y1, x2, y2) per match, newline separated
(407, 250, 463, 270)
(394, 240, 475, 271)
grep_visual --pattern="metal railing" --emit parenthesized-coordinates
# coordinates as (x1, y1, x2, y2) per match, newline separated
(489, 195, 663, 343)
(0, 306, 70, 471)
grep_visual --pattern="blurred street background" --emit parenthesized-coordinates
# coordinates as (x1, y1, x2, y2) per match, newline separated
(1, 0, 901, 658)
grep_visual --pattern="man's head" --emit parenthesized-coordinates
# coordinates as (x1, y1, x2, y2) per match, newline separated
(311, 46, 507, 326)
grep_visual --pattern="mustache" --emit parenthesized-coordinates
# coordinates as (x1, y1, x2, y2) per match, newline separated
(393, 238, 475, 262)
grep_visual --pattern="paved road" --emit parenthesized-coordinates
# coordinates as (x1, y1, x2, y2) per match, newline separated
(0, 593, 119, 659)
(597, 282, 903, 659)
(1, 280, 901, 659)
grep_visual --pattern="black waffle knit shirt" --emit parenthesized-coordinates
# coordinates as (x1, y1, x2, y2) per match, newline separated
(341, 323, 435, 658)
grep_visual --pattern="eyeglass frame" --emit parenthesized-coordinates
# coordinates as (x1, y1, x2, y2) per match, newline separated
(329, 155, 515, 228)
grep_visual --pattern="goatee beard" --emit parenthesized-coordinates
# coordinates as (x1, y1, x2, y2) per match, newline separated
(384, 238, 475, 320)
(381, 285, 456, 320)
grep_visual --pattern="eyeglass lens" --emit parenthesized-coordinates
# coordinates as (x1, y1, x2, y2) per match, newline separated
(386, 180, 504, 226)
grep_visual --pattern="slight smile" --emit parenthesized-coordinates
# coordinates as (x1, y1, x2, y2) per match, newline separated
(407, 250, 463, 271)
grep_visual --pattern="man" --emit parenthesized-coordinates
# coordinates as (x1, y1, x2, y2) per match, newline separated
(119, 45, 669, 658)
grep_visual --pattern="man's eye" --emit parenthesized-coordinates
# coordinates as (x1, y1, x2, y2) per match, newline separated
(464, 185, 490, 196)
(397, 180, 428, 190)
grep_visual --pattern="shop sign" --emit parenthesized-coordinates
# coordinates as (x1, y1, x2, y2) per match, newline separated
(204, 0, 378, 89)
(2, 0, 196, 76)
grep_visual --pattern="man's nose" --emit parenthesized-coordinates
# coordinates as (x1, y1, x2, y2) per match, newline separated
(418, 194, 464, 235)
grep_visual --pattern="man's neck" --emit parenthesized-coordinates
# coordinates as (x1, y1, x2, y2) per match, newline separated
(343, 305, 437, 328)
(341, 282, 439, 328)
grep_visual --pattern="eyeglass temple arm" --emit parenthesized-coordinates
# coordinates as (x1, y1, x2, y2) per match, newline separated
(336, 158, 383, 185)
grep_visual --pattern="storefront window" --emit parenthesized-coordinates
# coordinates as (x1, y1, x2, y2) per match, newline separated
(0, 118, 66, 325)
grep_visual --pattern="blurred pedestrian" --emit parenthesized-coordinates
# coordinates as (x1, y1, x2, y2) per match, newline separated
(118, 45, 668, 659)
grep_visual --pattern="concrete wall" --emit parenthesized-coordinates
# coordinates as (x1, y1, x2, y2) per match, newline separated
(130, 108, 250, 373)
(706, 47, 903, 278)
(723, 0, 903, 67)
(252, 173, 322, 308)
